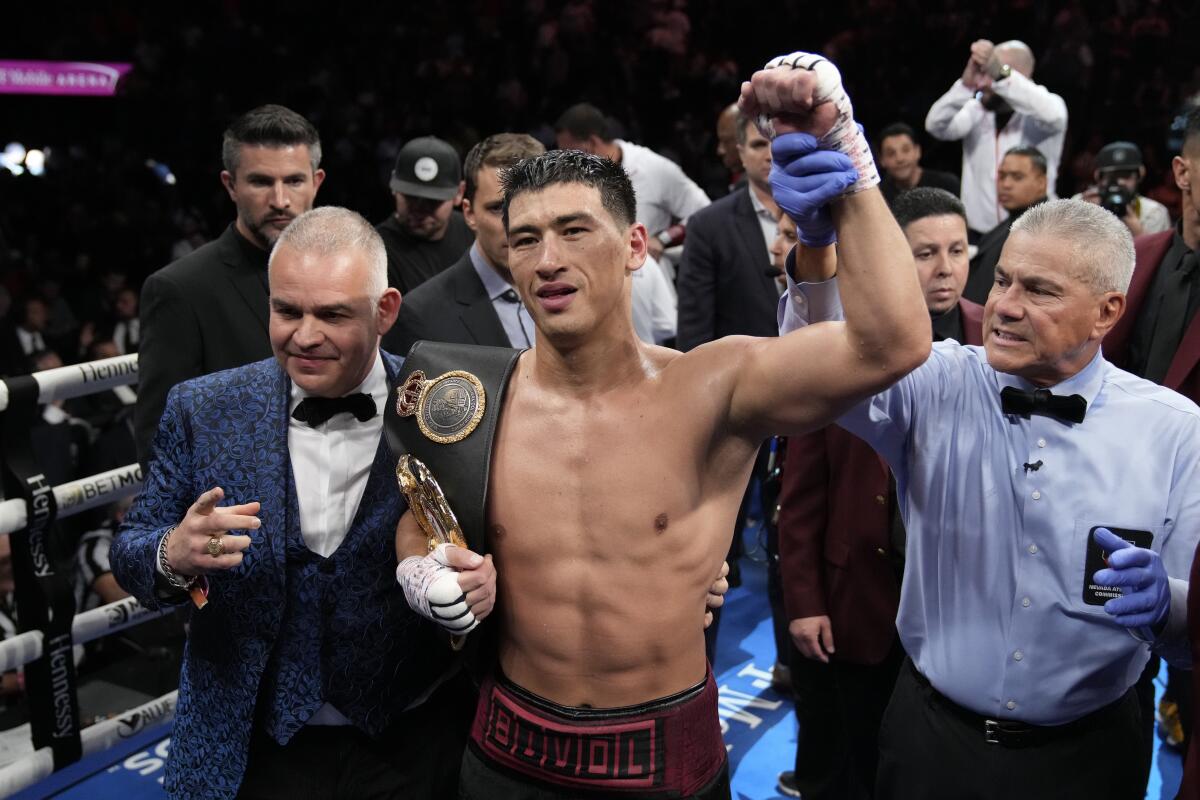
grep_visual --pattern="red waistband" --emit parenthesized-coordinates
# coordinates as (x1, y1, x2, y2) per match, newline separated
(469, 666, 726, 796)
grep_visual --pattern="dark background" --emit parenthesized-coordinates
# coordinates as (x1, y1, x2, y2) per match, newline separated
(2, 0, 1198, 297)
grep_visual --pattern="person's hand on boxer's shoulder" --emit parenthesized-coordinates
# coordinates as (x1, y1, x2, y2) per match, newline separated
(165, 487, 257, 576)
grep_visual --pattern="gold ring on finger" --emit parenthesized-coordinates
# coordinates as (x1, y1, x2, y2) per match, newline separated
(207, 536, 224, 558)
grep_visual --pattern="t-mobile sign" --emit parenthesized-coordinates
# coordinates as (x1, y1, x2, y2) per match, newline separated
(0, 60, 132, 96)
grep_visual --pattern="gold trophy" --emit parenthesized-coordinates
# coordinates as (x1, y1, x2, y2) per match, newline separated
(396, 454, 470, 649)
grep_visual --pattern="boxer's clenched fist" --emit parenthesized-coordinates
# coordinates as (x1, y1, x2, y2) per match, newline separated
(397, 542, 496, 635)
(738, 51, 879, 195)
(165, 487, 257, 576)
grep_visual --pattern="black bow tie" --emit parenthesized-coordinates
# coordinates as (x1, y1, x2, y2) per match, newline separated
(1000, 386, 1087, 424)
(292, 393, 377, 427)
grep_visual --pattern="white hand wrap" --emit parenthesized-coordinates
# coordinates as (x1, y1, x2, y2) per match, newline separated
(396, 543, 478, 635)
(761, 51, 879, 194)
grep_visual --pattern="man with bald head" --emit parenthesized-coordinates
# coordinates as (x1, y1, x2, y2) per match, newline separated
(926, 39, 1067, 236)
(714, 103, 744, 193)
(113, 207, 496, 799)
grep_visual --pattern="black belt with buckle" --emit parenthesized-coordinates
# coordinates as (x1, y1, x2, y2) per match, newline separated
(907, 660, 1130, 749)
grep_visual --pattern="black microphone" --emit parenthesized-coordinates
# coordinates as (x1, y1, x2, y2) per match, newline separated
(1023, 460, 1043, 473)
(764, 267, 784, 279)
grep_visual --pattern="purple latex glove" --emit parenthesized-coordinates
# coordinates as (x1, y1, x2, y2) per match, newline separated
(769, 132, 858, 247)
(1091, 527, 1170, 630)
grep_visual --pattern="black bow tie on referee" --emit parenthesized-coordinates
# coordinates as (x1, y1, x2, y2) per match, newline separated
(1000, 386, 1087, 424)
(291, 393, 377, 427)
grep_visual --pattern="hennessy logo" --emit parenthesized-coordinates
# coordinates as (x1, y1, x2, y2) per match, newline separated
(77, 358, 137, 384)
(47, 633, 74, 738)
(26, 473, 53, 576)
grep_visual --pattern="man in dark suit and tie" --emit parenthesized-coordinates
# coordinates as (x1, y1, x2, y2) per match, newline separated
(677, 110, 781, 350)
(776, 188, 982, 800)
(135, 104, 325, 467)
(113, 207, 496, 800)
(387, 134, 545, 355)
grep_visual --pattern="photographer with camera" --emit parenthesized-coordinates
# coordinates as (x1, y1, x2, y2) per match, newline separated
(1075, 141, 1171, 236)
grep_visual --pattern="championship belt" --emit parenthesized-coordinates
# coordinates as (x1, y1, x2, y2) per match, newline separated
(385, 341, 523, 557)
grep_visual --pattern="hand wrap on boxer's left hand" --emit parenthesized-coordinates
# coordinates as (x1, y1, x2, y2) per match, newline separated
(396, 543, 478, 635)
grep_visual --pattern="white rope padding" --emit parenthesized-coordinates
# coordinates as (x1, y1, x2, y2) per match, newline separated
(0, 631, 43, 674)
(0, 354, 138, 413)
(0, 596, 176, 673)
(0, 690, 177, 797)
(0, 462, 143, 537)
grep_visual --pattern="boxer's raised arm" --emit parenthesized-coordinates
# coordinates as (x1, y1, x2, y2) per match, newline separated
(723, 53, 930, 438)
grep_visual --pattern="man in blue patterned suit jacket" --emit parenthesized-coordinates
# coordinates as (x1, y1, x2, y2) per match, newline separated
(112, 207, 497, 800)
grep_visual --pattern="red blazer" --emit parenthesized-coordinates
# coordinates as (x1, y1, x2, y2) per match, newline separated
(778, 301, 983, 665)
(1105, 230, 1200, 403)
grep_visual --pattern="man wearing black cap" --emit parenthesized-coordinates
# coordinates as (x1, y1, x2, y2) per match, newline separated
(377, 136, 475, 296)
(1075, 141, 1171, 236)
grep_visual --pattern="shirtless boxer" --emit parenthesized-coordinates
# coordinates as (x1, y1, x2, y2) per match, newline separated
(398, 52, 931, 799)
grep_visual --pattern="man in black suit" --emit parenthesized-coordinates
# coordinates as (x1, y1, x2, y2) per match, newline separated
(676, 111, 781, 351)
(386, 134, 545, 354)
(962, 146, 1048, 303)
(134, 104, 324, 465)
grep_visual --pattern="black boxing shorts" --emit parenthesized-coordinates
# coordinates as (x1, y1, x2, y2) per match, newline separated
(466, 665, 728, 798)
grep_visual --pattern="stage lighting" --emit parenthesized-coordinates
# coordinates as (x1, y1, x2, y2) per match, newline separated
(24, 149, 45, 176)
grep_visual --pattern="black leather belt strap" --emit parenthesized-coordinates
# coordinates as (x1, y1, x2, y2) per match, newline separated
(384, 341, 523, 554)
(0, 375, 82, 768)
(907, 659, 1129, 748)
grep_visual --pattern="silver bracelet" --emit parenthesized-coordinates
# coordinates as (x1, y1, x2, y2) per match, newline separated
(158, 527, 195, 591)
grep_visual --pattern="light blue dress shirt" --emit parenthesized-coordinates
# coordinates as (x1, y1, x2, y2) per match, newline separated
(780, 278, 1200, 724)
(469, 244, 536, 348)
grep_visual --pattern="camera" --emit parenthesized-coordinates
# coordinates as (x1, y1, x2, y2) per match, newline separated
(1100, 180, 1134, 218)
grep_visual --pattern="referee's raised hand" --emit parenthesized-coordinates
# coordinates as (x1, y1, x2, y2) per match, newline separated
(165, 486, 259, 575)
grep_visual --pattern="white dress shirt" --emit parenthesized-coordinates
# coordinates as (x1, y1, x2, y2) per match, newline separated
(469, 244, 536, 348)
(288, 352, 387, 726)
(926, 73, 1068, 233)
(15, 327, 45, 356)
(631, 254, 678, 345)
(617, 139, 711, 236)
(747, 185, 779, 257)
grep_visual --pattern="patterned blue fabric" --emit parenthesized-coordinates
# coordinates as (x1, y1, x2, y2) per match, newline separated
(111, 353, 452, 800)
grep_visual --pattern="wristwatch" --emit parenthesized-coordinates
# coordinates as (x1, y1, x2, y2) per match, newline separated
(158, 527, 197, 591)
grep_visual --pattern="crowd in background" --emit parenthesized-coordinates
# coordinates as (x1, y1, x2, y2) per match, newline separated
(2, 0, 1200, 791)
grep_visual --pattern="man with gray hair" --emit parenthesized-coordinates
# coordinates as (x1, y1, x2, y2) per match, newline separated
(926, 39, 1067, 236)
(136, 104, 327, 467)
(780, 197, 1199, 798)
(113, 206, 496, 799)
